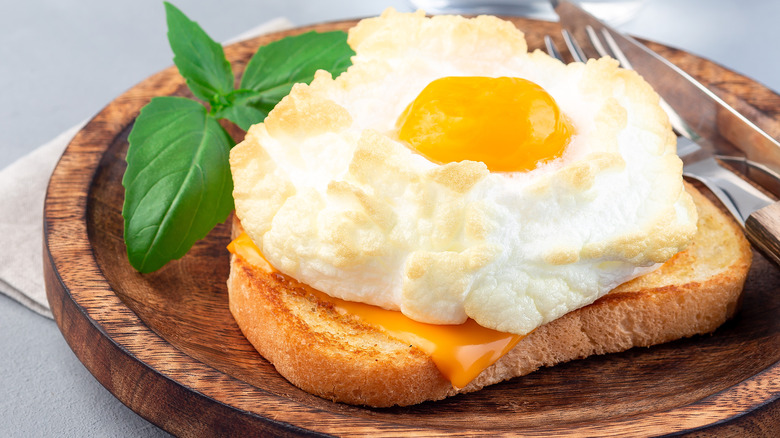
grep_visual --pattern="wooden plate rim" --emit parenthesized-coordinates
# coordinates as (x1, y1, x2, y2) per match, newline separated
(43, 18, 780, 436)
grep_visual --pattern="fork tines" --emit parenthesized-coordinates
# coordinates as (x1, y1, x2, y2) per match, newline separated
(545, 26, 619, 65)
(546, 26, 694, 139)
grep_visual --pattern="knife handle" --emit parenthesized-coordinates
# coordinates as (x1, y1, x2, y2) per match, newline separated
(745, 202, 780, 267)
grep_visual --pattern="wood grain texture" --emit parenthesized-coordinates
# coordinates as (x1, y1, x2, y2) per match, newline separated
(747, 202, 780, 266)
(43, 18, 780, 437)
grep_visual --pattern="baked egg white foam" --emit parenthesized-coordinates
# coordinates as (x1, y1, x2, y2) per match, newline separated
(229, 9, 697, 335)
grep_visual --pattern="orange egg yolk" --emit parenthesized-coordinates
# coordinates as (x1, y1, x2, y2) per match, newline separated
(397, 76, 573, 172)
(228, 232, 525, 388)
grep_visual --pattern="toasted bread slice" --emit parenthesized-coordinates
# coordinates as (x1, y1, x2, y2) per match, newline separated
(227, 183, 751, 407)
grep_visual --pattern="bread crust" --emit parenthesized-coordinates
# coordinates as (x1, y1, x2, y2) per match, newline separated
(227, 183, 751, 407)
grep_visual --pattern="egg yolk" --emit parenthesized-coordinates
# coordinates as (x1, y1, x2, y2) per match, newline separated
(397, 76, 573, 172)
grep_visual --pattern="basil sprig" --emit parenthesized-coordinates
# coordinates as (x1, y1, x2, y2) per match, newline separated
(122, 2, 354, 272)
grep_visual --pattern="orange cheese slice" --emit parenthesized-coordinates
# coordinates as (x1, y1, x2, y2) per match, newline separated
(228, 232, 524, 388)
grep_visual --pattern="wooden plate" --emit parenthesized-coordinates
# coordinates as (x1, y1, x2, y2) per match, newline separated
(44, 18, 780, 436)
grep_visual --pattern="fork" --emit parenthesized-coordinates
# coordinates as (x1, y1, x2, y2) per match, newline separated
(543, 28, 775, 227)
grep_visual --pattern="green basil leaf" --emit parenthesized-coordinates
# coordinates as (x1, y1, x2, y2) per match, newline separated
(213, 89, 274, 131)
(164, 2, 234, 103)
(123, 96, 235, 273)
(239, 30, 354, 97)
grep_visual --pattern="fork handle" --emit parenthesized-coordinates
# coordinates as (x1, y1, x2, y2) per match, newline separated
(745, 202, 780, 267)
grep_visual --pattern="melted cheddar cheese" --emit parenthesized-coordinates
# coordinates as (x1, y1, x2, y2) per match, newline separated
(228, 232, 524, 388)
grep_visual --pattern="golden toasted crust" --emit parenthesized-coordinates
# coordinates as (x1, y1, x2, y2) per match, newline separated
(227, 183, 751, 407)
(228, 224, 451, 406)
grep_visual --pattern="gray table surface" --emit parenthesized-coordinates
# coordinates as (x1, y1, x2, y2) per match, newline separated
(1, 0, 778, 436)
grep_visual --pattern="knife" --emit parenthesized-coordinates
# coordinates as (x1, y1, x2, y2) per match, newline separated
(552, 0, 780, 266)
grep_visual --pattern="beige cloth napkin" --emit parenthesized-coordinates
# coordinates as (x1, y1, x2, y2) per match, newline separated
(0, 17, 293, 319)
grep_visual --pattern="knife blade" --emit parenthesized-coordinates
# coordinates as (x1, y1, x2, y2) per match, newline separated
(552, 0, 780, 266)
